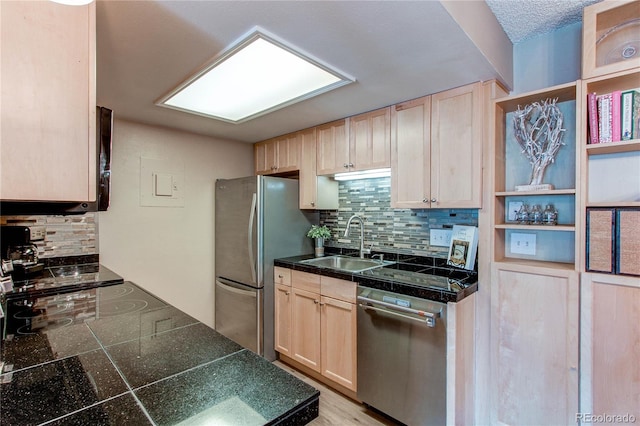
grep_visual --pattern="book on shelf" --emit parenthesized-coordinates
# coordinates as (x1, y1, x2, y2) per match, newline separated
(598, 93, 613, 143)
(589, 88, 640, 144)
(630, 88, 640, 140)
(611, 90, 622, 142)
(621, 90, 635, 141)
(446, 225, 478, 271)
(588, 92, 599, 144)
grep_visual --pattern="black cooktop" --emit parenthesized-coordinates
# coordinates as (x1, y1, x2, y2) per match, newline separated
(5, 263, 124, 300)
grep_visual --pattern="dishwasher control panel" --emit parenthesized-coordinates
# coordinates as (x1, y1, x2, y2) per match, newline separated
(382, 295, 410, 308)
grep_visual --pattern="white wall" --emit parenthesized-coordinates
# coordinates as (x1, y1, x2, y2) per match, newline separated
(98, 119, 253, 327)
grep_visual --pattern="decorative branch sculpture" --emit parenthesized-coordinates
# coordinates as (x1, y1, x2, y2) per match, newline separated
(512, 98, 566, 187)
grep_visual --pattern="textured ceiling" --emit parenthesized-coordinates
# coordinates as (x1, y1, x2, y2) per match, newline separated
(96, 0, 600, 143)
(487, 0, 602, 43)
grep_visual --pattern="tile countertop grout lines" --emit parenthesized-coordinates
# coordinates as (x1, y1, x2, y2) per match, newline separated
(86, 322, 157, 426)
(38, 392, 135, 426)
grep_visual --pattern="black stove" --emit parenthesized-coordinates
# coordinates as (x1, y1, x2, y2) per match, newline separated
(1, 262, 125, 338)
(6, 263, 124, 300)
(3, 281, 163, 337)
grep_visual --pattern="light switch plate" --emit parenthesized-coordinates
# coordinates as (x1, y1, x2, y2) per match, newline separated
(154, 173, 173, 196)
(430, 229, 452, 247)
(140, 157, 184, 207)
(511, 232, 536, 255)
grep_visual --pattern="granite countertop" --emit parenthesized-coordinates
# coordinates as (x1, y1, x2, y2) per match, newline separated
(274, 248, 478, 303)
(0, 281, 319, 425)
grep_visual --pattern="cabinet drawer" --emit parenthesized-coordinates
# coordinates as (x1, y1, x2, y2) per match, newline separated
(292, 270, 321, 293)
(274, 267, 291, 286)
(321, 276, 356, 303)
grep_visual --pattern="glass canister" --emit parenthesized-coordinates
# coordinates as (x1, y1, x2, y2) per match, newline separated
(531, 204, 543, 225)
(516, 204, 530, 224)
(543, 204, 558, 226)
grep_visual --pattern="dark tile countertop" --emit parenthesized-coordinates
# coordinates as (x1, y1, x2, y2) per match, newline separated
(0, 281, 319, 425)
(275, 248, 478, 303)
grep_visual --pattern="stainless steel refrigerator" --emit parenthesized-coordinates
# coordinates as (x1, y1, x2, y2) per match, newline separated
(215, 176, 316, 361)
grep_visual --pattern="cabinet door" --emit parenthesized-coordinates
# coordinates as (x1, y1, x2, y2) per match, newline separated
(254, 141, 275, 175)
(581, 273, 640, 419)
(391, 96, 431, 208)
(491, 263, 579, 425)
(274, 283, 292, 357)
(430, 82, 482, 208)
(349, 107, 391, 172)
(275, 134, 300, 173)
(291, 287, 321, 372)
(299, 127, 319, 209)
(316, 119, 349, 175)
(321, 296, 357, 391)
(0, 1, 96, 202)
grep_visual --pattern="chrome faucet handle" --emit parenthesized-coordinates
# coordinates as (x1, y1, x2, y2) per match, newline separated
(371, 253, 384, 262)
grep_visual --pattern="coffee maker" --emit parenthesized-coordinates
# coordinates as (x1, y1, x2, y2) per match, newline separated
(1, 226, 44, 279)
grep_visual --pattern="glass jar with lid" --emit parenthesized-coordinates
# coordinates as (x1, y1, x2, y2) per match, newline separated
(543, 204, 558, 226)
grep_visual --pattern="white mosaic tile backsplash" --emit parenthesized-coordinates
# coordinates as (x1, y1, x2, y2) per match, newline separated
(319, 177, 478, 258)
(1, 213, 98, 258)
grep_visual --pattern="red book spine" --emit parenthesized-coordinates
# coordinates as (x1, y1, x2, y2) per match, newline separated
(611, 90, 622, 142)
(588, 92, 599, 144)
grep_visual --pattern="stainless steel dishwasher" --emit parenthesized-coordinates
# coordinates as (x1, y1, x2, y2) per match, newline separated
(357, 286, 447, 425)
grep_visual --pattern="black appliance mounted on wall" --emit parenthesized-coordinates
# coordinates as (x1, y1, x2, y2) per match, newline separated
(0, 106, 113, 215)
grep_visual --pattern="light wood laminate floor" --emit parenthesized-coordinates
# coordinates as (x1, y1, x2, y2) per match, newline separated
(273, 360, 400, 425)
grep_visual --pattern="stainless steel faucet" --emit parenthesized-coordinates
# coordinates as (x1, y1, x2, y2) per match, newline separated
(344, 214, 370, 259)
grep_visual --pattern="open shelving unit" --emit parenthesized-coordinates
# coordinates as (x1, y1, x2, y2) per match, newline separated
(491, 81, 581, 270)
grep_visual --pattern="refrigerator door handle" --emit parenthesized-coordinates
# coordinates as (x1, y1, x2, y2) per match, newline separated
(217, 277, 259, 296)
(248, 192, 257, 284)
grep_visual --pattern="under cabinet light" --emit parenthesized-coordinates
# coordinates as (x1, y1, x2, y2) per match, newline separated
(50, 0, 94, 5)
(334, 168, 391, 181)
(157, 29, 354, 123)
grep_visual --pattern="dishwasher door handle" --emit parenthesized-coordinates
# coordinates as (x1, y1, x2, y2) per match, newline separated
(357, 295, 440, 327)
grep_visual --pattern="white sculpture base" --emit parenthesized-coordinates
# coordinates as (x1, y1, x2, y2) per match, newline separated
(515, 183, 555, 192)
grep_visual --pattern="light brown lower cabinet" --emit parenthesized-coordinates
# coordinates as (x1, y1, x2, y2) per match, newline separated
(274, 269, 357, 393)
(490, 262, 579, 425)
(580, 273, 640, 420)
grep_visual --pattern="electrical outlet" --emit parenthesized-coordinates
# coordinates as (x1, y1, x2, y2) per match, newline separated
(511, 233, 536, 255)
(29, 226, 46, 241)
(430, 229, 452, 247)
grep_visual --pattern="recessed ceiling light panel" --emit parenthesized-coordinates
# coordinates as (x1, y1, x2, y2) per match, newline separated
(157, 29, 354, 123)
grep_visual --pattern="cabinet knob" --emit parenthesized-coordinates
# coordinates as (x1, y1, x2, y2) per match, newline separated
(348, 162, 354, 168)
(343, 163, 349, 169)
(431, 198, 437, 203)
(278, 274, 283, 278)
(314, 299, 320, 304)
(311, 201, 315, 206)
(285, 291, 290, 296)
(423, 199, 428, 203)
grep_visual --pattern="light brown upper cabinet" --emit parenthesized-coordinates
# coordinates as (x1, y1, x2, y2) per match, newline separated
(317, 107, 391, 175)
(254, 133, 300, 175)
(391, 82, 483, 208)
(581, 0, 640, 80)
(316, 119, 350, 175)
(0, 1, 97, 202)
(348, 107, 391, 172)
(298, 127, 338, 210)
(391, 96, 432, 208)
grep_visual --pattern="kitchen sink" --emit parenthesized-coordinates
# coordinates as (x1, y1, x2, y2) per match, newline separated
(300, 255, 395, 273)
